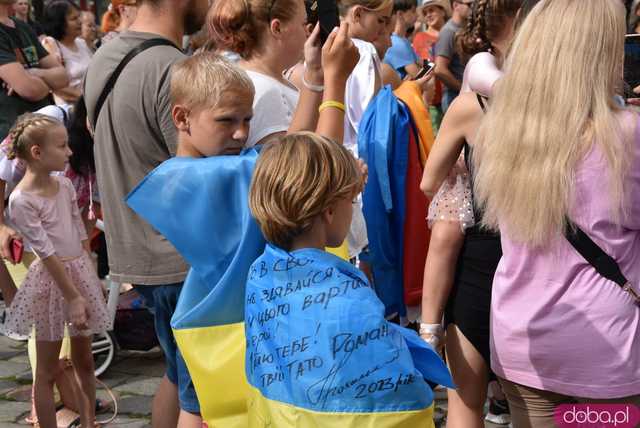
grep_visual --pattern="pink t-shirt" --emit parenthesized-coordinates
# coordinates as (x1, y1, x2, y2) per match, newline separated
(491, 111, 640, 399)
(8, 176, 88, 259)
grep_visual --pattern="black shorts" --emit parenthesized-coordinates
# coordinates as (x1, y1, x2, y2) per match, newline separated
(445, 227, 501, 368)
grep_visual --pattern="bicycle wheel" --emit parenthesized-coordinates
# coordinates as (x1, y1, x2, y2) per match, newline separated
(93, 331, 116, 377)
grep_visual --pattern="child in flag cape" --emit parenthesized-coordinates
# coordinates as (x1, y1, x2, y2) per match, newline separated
(126, 23, 363, 427)
(246, 133, 453, 427)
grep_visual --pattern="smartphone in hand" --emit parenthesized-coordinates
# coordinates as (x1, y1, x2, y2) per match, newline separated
(414, 61, 435, 80)
(318, 0, 340, 44)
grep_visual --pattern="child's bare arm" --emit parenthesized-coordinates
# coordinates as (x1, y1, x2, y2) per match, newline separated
(82, 239, 91, 254)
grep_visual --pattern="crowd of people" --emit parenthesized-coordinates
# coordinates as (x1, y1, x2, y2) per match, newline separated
(0, 0, 639, 427)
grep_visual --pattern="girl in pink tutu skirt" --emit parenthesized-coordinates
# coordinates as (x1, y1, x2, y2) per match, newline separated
(3, 113, 111, 428)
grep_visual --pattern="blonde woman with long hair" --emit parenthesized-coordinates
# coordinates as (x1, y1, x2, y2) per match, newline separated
(471, 0, 640, 426)
(420, 0, 521, 426)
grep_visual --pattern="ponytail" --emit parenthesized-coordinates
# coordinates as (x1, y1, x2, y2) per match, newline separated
(6, 114, 60, 161)
(456, 0, 521, 61)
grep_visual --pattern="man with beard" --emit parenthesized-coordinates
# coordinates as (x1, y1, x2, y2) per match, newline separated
(83, 0, 208, 426)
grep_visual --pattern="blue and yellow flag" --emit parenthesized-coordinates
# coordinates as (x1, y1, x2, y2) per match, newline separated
(127, 149, 453, 427)
(245, 244, 454, 427)
(127, 151, 266, 427)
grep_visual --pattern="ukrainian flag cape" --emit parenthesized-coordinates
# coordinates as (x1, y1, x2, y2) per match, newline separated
(245, 244, 454, 427)
(126, 151, 266, 427)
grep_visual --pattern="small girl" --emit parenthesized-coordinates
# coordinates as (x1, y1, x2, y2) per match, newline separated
(246, 132, 452, 427)
(3, 113, 111, 428)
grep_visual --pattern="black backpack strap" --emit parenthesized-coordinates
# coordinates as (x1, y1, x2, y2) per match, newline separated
(90, 38, 180, 128)
(564, 217, 639, 305)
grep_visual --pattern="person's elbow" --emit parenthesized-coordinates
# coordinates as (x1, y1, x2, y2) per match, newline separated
(420, 173, 438, 198)
(49, 67, 70, 90)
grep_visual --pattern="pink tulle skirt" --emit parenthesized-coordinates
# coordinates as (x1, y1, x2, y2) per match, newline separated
(427, 157, 475, 231)
(4, 252, 112, 341)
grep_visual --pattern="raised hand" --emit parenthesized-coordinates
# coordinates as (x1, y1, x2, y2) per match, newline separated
(322, 21, 360, 84)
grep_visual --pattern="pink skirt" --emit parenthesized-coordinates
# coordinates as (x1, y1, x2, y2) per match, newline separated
(4, 252, 112, 341)
(427, 157, 475, 232)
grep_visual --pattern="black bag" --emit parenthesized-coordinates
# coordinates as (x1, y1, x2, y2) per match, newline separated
(113, 289, 159, 351)
(564, 218, 639, 306)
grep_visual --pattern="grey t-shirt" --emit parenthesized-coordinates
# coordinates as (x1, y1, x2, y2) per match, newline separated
(84, 31, 188, 285)
(434, 19, 465, 85)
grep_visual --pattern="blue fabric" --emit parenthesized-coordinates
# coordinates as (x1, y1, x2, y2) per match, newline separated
(245, 244, 453, 413)
(358, 86, 410, 318)
(133, 283, 200, 413)
(384, 34, 419, 79)
(126, 151, 267, 329)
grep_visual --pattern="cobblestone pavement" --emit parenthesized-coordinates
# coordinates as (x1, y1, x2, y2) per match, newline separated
(0, 333, 157, 427)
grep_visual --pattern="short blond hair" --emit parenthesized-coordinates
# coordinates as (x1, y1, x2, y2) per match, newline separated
(249, 132, 361, 250)
(170, 52, 254, 111)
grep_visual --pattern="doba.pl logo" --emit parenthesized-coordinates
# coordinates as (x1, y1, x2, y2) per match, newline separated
(555, 404, 640, 427)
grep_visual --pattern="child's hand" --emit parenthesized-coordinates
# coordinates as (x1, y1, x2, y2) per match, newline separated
(69, 296, 89, 330)
(82, 239, 91, 254)
(0, 224, 20, 261)
(322, 21, 360, 85)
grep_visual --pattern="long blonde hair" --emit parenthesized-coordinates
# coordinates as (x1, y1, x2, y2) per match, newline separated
(472, 0, 629, 246)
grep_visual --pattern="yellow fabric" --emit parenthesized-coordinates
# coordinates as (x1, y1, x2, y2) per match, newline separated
(394, 81, 436, 166)
(248, 386, 436, 428)
(325, 241, 349, 260)
(173, 323, 250, 428)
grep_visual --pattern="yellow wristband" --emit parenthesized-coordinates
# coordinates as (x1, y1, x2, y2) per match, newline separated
(318, 101, 346, 114)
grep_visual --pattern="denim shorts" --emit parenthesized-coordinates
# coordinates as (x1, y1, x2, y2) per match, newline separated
(133, 283, 200, 414)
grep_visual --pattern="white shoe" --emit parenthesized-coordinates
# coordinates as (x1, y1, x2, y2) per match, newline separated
(0, 309, 28, 341)
(485, 398, 511, 425)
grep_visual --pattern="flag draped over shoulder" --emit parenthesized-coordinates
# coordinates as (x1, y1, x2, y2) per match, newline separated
(358, 86, 409, 318)
(126, 151, 266, 427)
(245, 244, 454, 427)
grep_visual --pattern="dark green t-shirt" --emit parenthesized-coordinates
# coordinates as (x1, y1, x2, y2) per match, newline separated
(0, 18, 50, 139)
